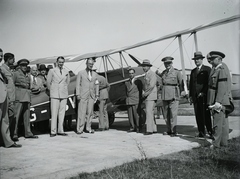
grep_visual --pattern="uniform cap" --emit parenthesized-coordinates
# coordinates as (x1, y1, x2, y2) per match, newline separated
(207, 51, 225, 60)
(140, 59, 152, 67)
(161, 56, 174, 63)
(17, 59, 29, 66)
(192, 51, 205, 60)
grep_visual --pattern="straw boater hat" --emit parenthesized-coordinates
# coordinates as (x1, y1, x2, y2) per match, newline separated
(192, 51, 205, 60)
(140, 59, 152, 67)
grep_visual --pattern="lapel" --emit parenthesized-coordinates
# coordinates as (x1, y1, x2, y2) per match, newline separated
(53, 67, 67, 81)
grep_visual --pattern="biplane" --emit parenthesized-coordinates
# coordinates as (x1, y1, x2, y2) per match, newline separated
(29, 15, 240, 128)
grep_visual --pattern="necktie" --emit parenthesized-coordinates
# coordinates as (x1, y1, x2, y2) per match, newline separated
(88, 70, 92, 80)
(60, 68, 62, 75)
(33, 77, 37, 86)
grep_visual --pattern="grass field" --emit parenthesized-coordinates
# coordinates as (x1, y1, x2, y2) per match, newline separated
(70, 137, 240, 179)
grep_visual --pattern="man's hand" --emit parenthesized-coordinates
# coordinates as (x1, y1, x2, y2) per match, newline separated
(197, 93, 204, 98)
(77, 95, 81, 101)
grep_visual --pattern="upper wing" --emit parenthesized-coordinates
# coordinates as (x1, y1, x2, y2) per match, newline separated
(30, 15, 240, 64)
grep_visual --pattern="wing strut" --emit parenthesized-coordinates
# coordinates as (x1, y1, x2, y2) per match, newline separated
(193, 32, 199, 51)
(102, 56, 108, 82)
(106, 55, 115, 70)
(177, 35, 188, 94)
(119, 52, 125, 78)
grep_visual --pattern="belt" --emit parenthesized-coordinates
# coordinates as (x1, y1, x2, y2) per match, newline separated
(209, 86, 217, 90)
(163, 84, 177, 86)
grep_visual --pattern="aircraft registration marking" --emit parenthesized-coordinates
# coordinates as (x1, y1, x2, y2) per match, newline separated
(41, 110, 47, 113)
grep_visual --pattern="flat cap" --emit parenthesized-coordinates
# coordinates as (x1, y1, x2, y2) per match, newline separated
(17, 59, 29, 66)
(192, 51, 205, 60)
(161, 56, 174, 63)
(140, 59, 152, 67)
(207, 51, 225, 60)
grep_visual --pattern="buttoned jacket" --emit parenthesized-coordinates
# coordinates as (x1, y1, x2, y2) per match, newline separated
(189, 65, 211, 102)
(76, 69, 98, 100)
(13, 69, 31, 102)
(160, 67, 182, 100)
(143, 70, 157, 101)
(125, 78, 143, 105)
(47, 67, 70, 99)
(0, 64, 15, 102)
(0, 72, 7, 103)
(30, 75, 44, 91)
(97, 75, 109, 100)
(207, 63, 230, 106)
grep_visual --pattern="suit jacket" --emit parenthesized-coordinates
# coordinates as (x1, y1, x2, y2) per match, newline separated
(76, 69, 98, 100)
(30, 75, 44, 91)
(160, 67, 183, 100)
(189, 65, 211, 102)
(0, 72, 7, 103)
(143, 70, 157, 101)
(207, 63, 230, 106)
(125, 78, 142, 105)
(13, 69, 31, 102)
(47, 67, 70, 99)
(38, 74, 47, 88)
(97, 75, 109, 100)
(0, 64, 15, 102)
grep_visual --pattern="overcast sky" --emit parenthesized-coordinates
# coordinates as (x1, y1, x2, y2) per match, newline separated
(0, 0, 239, 73)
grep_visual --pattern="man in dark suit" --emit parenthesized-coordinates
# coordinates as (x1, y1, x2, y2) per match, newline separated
(189, 51, 213, 138)
(125, 68, 143, 133)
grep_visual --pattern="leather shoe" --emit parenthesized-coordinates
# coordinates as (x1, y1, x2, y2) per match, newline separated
(144, 132, 153, 135)
(171, 133, 178, 137)
(50, 134, 56, 137)
(25, 135, 38, 139)
(195, 133, 205, 138)
(163, 132, 171, 135)
(12, 137, 19, 142)
(76, 131, 83, 135)
(85, 130, 94, 134)
(57, 133, 68, 136)
(127, 128, 136, 133)
(8, 143, 22, 148)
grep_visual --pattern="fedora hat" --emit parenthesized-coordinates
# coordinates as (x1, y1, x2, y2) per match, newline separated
(192, 51, 205, 60)
(140, 59, 152, 67)
(39, 64, 47, 71)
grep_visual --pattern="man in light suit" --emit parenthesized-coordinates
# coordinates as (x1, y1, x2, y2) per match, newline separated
(141, 59, 158, 135)
(125, 68, 143, 133)
(0, 53, 16, 138)
(76, 58, 98, 134)
(159, 57, 184, 137)
(47, 56, 70, 137)
(96, 74, 110, 131)
(13, 59, 38, 141)
(189, 51, 213, 138)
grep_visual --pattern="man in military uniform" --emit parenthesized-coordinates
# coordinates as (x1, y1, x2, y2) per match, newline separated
(141, 59, 158, 135)
(159, 57, 184, 137)
(0, 53, 16, 138)
(13, 59, 38, 141)
(207, 51, 232, 148)
(189, 51, 213, 138)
